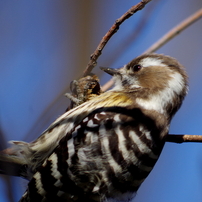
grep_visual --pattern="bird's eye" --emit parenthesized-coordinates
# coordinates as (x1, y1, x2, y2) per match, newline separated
(132, 64, 142, 72)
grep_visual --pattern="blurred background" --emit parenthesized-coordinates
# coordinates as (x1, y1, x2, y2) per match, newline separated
(0, 0, 202, 201)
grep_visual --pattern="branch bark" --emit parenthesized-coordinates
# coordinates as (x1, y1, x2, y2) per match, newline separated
(166, 134, 202, 143)
(83, 0, 152, 77)
(144, 8, 202, 54)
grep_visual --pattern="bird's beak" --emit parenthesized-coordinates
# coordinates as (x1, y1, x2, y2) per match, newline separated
(100, 67, 120, 76)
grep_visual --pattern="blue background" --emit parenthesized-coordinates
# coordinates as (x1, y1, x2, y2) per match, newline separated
(0, 0, 202, 201)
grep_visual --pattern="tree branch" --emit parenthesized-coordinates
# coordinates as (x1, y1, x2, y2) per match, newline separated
(144, 8, 202, 54)
(83, 0, 152, 77)
(100, 0, 160, 70)
(101, 78, 114, 92)
(166, 134, 202, 143)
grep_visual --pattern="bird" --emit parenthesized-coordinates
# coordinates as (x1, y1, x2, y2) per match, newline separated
(0, 53, 188, 202)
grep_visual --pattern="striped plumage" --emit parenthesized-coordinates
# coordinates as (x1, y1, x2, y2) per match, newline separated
(0, 54, 188, 202)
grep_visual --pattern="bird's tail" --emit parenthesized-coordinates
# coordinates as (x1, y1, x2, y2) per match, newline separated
(0, 141, 30, 179)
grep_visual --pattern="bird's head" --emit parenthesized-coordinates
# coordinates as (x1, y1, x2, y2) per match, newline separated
(101, 53, 188, 116)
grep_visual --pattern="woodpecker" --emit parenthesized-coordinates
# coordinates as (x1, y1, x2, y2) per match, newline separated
(0, 53, 188, 202)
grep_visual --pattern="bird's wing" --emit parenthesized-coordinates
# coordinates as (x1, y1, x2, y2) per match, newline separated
(20, 108, 161, 202)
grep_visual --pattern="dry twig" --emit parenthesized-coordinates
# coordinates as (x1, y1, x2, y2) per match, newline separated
(166, 134, 202, 143)
(102, 0, 160, 69)
(101, 79, 114, 92)
(144, 8, 202, 54)
(83, 0, 152, 77)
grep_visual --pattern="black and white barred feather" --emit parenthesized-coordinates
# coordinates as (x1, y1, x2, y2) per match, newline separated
(0, 54, 188, 202)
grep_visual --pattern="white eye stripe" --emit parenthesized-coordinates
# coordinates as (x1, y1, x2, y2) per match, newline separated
(140, 57, 166, 67)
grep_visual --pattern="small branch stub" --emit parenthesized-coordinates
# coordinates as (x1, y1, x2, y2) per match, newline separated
(166, 134, 202, 144)
(144, 8, 202, 54)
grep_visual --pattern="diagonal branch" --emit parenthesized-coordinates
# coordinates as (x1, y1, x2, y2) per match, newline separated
(144, 8, 202, 54)
(166, 134, 202, 143)
(83, 0, 152, 77)
(101, 0, 160, 69)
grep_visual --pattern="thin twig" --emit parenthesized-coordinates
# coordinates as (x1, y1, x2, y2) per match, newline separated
(102, 0, 160, 69)
(166, 134, 202, 143)
(144, 8, 202, 54)
(101, 80, 114, 92)
(83, 0, 152, 77)
(101, 79, 114, 92)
